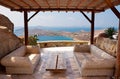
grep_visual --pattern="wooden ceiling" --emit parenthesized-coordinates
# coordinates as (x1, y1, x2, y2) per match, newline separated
(0, 0, 120, 12)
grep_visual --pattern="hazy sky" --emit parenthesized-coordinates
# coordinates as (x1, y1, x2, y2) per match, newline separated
(0, 5, 120, 28)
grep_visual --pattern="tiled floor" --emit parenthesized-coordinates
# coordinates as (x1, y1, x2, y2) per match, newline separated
(0, 47, 112, 79)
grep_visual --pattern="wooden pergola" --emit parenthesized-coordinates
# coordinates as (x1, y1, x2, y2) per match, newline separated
(0, 0, 120, 78)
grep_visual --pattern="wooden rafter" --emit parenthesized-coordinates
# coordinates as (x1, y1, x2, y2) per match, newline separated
(94, 1, 105, 9)
(32, 0, 41, 8)
(27, 11, 39, 22)
(80, 11, 91, 23)
(85, 0, 97, 8)
(57, 0, 60, 8)
(0, 0, 20, 8)
(119, 0, 120, 3)
(66, 0, 72, 8)
(44, 0, 50, 8)
(20, 0, 32, 8)
(105, 0, 120, 19)
(76, 0, 86, 8)
(9, 0, 23, 8)
(76, 0, 82, 8)
(0, 1, 14, 9)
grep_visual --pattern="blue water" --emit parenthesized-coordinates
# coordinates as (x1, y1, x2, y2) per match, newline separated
(37, 35, 73, 41)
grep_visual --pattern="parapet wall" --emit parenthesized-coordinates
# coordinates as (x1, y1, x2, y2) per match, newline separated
(38, 41, 89, 48)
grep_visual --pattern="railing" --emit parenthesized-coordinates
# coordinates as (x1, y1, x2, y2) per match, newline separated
(37, 40, 89, 48)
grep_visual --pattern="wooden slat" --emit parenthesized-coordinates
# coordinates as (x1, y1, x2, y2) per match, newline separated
(57, 0, 60, 8)
(10, 0, 30, 8)
(94, 1, 105, 9)
(44, 0, 50, 8)
(8, 0, 23, 8)
(57, 53, 66, 71)
(32, 0, 41, 8)
(46, 54, 57, 71)
(20, 0, 38, 7)
(20, 0, 32, 8)
(0, 0, 20, 9)
(105, 0, 120, 19)
(83, 0, 93, 9)
(85, 0, 98, 8)
(76, 0, 86, 8)
(66, 0, 72, 8)
(0, 1, 14, 9)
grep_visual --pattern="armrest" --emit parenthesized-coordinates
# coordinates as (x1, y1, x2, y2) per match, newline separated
(26, 45, 40, 54)
(74, 45, 90, 52)
(81, 59, 115, 69)
(1, 56, 31, 67)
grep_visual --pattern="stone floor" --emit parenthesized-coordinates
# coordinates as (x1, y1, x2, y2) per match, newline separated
(0, 47, 112, 79)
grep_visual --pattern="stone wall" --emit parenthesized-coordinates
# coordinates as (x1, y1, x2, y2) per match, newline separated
(94, 36, 117, 57)
(0, 14, 23, 71)
(0, 26, 23, 59)
(0, 14, 14, 32)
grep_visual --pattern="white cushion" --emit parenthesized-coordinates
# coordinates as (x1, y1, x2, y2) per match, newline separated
(81, 59, 115, 69)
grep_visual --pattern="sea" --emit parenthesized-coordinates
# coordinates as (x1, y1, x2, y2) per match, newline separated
(14, 26, 117, 41)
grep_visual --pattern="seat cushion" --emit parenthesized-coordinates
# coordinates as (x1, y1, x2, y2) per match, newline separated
(81, 59, 115, 69)
(27, 54, 40, 69)
(8, 46, 26, 57)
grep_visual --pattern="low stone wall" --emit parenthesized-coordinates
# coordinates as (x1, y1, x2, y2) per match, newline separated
(94, 37, 117, 57)
(38, 41, 89, 48)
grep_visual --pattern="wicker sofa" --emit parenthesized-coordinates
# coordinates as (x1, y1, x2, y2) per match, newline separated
(74, 45, 116, 77)
(1, 45, 40, 74)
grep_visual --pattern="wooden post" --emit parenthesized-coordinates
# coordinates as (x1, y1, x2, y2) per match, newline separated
(24, 11, 28, 45)
(91, 11, 95, 44)
(115, 19, 120, 79)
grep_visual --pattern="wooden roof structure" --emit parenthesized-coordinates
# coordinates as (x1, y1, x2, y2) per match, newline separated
(0, 0, 119, 12)
(0, 0, 120, 79)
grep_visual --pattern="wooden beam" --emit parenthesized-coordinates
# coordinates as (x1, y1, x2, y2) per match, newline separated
(115, 19, 120, 79)
(105, 0, 120, 19)
(80, 11, 91, 23)
(91, 11, 95, 44)
(24, 11, 28, 45)
(27, 11, 39, 22)
(11, 8, 104, 12)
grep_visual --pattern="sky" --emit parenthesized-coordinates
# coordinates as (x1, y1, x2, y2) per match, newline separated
(0, 5, 120, 28)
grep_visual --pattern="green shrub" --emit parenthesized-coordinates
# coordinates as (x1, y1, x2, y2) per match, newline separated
(105, 27, 116, 39)
(28, 35, 38, 45)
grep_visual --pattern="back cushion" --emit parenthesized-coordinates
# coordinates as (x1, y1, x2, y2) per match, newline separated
(8, 46, 26, 57)
(91, 45, 115, 59)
